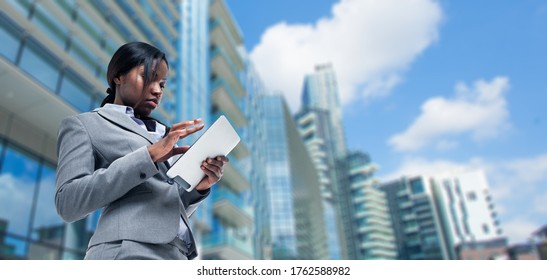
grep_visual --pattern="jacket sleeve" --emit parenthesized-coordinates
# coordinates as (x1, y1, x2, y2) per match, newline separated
(181, 188, 210, 218)
(55, 115, 159, 223)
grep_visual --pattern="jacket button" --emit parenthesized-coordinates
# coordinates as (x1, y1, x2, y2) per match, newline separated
(167, 179, 175, 185)
(140, 172, 146, 179)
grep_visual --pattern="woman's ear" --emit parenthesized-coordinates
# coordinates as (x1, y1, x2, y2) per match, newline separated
(114, 76, 122, 85)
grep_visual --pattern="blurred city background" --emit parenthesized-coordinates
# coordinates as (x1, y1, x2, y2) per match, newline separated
(0, 0, 545, 260)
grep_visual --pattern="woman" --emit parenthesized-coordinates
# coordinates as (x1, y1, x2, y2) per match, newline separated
(55, 42, 228, 260)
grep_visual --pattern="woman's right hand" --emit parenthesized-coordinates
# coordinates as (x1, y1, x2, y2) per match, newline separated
(147, 118, 204, 162)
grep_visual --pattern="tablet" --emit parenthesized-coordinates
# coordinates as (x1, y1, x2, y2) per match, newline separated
(166, 115, 240, 192)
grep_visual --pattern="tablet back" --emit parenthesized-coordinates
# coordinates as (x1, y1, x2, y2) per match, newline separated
(166, 115, 240, 191)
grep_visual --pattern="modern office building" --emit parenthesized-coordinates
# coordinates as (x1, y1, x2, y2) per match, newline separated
(344, 151, 396, 259)
(178, 0, 210, 130)
(199, 0, 254, 260)
(0, 0, 181, 259)
(380, 176, 452, 259)
(294, 108, 343, 259)
(260, 94, 328, 260)
(297, 64, 349, 259)
(429, 170, 504, 258)
(301, 63, 346, 158)
(297, 63, 395, 259)
(243, 61, 271, 260)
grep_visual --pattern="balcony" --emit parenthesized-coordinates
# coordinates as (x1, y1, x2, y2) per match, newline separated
(0, 57, 77, 141)
(201, 230, 253, 260)
(399, 201, 413, 209)
(351, 177, 378, 190)
(222, 158, 250, 193)
(212, 188, 252, 228)
(211, 79, 246, 128)
(210, 0, 243, 45)
(349, 163, 379, 176)
(210, 47, 245, 99)
(209, 18, 244, 70)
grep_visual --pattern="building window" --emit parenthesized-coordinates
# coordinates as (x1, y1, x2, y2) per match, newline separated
(410, 179, 424, 194)
(28, 166, 64, 260)
(19, 40, 61, 92)
(0, 16, 21, 63)
(466, 191, 477, 201)
(59, 71, 93, 112)
(28, 164, 64, 259)
(0, 144, 40, 258)
(482, 224, 490, 234)
(68, 38, 99, 75)
(31, 2, 70, 49)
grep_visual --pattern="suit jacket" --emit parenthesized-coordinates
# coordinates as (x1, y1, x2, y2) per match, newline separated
(55, 107, 209, 259)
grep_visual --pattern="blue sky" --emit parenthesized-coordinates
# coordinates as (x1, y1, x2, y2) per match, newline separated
(228, 0, 547, 245)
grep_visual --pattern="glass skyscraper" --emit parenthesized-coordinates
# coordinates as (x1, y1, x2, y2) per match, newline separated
(0, 0, 181, 259)
(243, 61, 271, 259)
(260, 94, 327, 260)
(295, 108, 343, 259)
(301, 63, 346, 158)
(296, 63, 395, 259)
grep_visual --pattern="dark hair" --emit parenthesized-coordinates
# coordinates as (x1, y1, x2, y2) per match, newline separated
(101, 42, 169, 106)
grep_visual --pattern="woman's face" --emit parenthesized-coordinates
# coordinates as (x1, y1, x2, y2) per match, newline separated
(113, 59, 168, 117)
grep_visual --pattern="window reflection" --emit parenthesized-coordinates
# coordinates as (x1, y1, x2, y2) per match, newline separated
(31, 2, 69, 49)
(59, 71, 93, 112)
(0, 145, 40, 257)
(0, 17, 20, 63)
(28, 164, 64, 260)
(19, 40, 60, 92)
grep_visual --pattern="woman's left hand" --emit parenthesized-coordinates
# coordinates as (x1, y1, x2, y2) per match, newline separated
(195, 156, 229, 191)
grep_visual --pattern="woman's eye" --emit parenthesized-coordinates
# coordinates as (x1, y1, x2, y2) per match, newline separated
(160, 84, 165, 89)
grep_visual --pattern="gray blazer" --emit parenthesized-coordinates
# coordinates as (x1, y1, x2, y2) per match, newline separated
(55, 107, 209, 259)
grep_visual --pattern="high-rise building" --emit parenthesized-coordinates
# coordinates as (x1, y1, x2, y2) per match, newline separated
(260, 94, 327, 260)
(297, 63, 395, 259)
(294, 108, 343, 259)
(429, 170, 503, 258)
(200, 0, 254, 260)
(178, 0, 210, 132)
(297, 64, 349, 259)
(301, 63, 346, 158)
(243, 61, 271, 259)
(0, 0, 181, 259)
(380, 176, 452, 259)
(344, 151, 397, 259)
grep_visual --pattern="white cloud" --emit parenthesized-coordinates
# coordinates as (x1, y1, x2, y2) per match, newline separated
(388, 76, 511, 151)
(533, 192, 547, 214)
(503, 218, 538, 244)
(250, 0, 443, 111)
(379, 156, 482, 182)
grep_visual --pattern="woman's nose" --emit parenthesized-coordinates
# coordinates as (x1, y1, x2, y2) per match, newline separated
(151, 82, 162, 96)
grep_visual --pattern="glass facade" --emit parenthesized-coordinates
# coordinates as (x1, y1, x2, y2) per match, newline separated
(260, 95, 327, 260)
(0, 0, 180, 259)
(0, 139, 82, 259)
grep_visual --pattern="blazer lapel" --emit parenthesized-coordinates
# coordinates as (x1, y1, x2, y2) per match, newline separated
(97, 107, 156, 144)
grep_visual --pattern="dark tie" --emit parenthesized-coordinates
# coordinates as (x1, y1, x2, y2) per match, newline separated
(131, 116, 157, 132)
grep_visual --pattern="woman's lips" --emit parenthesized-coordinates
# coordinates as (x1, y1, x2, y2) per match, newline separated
(145, 99, 158, 107)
